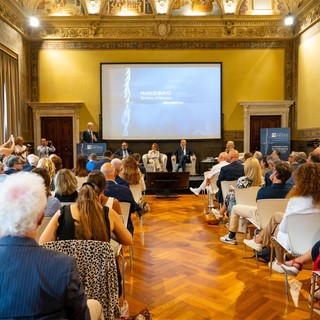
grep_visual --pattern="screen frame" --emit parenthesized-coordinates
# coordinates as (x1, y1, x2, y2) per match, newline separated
(100, 62, 223, 141)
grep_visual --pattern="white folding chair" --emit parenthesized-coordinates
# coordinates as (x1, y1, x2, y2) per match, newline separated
(220, 180, 237, 205)
(245, 198, 288, 265)
(234, 186, 261, 233)
(203, 172, 219, 210)
(270, 212, 320, 300)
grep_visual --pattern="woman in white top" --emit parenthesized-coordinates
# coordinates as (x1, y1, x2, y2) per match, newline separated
(147, 143, 162, 172)
(244, 162, 320, 272)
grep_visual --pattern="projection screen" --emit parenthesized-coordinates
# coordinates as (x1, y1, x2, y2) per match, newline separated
(101, 63, 222, 140)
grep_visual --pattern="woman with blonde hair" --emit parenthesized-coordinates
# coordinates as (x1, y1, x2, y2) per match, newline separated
(220, 157, 264, 218)
(119, 155, 144, 186)
(54, 168, 78, 203)
(37, 157, 56, 189)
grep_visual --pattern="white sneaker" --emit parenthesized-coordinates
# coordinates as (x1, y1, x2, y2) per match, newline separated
(190, 187, 200, 196)
(220, 233, 237, 245)
(243, 238, 262, 252)
(269, 260, 285, 274)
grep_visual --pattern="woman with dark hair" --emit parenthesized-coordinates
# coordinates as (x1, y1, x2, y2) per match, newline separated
(73, 154, 90, 190)
(39, 183, 132, 245)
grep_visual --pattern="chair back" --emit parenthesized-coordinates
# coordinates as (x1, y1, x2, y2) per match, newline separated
(41, 240, 120, 319)
(35, 216, 52, 243)
(234, 186, 261, 206)
(220, 180, 237, 202)
(256, 198, 289, 229)
(119, 202, 131, 227)
(129, 183, 143, 204)
(286, 212, 320, 256)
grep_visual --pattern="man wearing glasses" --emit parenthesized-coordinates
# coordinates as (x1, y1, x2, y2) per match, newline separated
(114, 142, 133, 159)
(4, 156, 23, 175)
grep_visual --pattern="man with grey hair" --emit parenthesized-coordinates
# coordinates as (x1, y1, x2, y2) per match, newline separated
(0, 172, 90, 319)
(111, 157, 129, 187)
(22, 154, 39, 172)
(81, 121, 99, 143)
(4, 156, 23, 175)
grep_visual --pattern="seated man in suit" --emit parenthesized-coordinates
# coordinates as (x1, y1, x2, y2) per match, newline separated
(216, 149, 245, 204)
(81, 122, 99, 143)
(114, 141, 133, 159)
(0, 172, 96, 319)
(101, 162, 137, 235)
(172, 139, 196, 172)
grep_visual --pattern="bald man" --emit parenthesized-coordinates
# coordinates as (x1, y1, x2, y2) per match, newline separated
(216, 149, 245, 204)
(81, 122, 99, 143)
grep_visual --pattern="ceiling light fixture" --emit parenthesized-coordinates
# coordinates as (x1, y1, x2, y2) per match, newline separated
(284, 12, 294, 26)
(29, 16, 40, 27)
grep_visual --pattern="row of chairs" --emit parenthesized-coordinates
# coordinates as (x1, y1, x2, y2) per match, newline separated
(217, 180, 320, 318)
(36, 201, 133, 319)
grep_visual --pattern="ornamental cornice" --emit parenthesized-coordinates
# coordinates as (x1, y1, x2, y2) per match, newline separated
(295, 2, 320, 35)
(28, 19, 294, 41)
(0, 2, 25, 35)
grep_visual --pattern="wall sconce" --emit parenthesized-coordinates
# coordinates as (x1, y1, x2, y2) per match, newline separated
(284, 12, 294, 26)
(29, 16, 40, 27)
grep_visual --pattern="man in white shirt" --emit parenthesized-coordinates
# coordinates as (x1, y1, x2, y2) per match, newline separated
(37, 138, 56, 158)
(190, 152, 229, 196)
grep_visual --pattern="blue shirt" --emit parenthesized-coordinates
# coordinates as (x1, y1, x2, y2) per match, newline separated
(256, 183, 292, 200)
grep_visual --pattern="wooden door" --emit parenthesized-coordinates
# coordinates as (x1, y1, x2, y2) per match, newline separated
(41, 117, 73, 169)
(250, 115, 281, 153)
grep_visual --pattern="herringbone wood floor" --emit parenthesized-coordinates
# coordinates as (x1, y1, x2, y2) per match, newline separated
(122, 195, 317, 320)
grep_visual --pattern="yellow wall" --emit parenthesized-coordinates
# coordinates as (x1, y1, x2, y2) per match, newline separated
(39, 48, 285, 132)
(297, 22, 320, 129)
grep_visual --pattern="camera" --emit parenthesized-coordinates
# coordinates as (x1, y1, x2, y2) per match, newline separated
(47, 141, 52, 147)
(307, 139, 320, 148)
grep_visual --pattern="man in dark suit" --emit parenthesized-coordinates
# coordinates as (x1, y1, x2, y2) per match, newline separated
(216, 149, 245, 204)
(4, 156, 23, 175)
(172, 139, 196, 172)
(101, 162, 137, 235)
(93, 149, 112, 171)
(114, 141, 133, 159)
(81, 122, 99, 143)
(0, 172, 91, 319)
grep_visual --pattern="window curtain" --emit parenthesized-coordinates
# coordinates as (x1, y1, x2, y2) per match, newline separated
(0, 49, 19, 143)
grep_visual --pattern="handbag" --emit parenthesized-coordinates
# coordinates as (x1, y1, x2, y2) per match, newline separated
(203, 208, 223, 225)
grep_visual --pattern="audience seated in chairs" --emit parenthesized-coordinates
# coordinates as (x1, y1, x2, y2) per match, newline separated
(190, 151, 229, 196)
(54, 168, 78, 203)
(111, 158, 129, 187)
(49, 154, 63, 174)
(244, 163, 320, 273)
(86, 153, 98, 171)
(0, 172, 95, 320)
(219, 157, 264, 242)
(39, 182, 133, 299)
(131, 152, 147, 176)
(171, 139, 196, 174)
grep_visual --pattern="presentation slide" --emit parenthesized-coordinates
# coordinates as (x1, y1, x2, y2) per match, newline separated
(101, 63, 222, 140)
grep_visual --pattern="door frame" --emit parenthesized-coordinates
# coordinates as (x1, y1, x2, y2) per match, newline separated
(28, 102, 84, 167)
(240, 101, 294, 152)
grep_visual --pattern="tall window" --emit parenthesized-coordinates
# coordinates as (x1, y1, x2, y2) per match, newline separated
(0, 47, 19, 143)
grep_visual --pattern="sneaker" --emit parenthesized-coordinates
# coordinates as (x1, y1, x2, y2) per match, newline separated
(190, 187, 200, 196)
(243, 238, 262, 252)
(220, 233, 237, 245)
(281, 264, 300, 276)
(268, 260, 285, 274)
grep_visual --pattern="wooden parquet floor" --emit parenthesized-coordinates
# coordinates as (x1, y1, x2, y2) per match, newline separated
(123, 194, 318, 320)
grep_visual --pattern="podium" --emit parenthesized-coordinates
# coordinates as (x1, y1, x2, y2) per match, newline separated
(76, 143, 107, 157)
